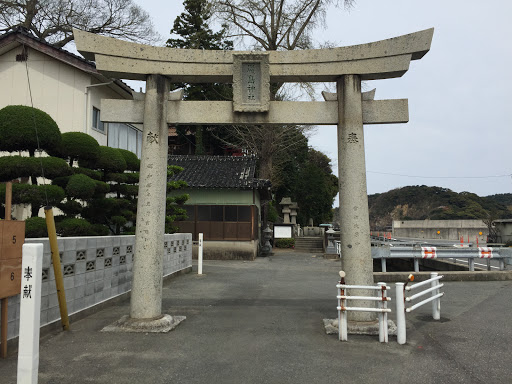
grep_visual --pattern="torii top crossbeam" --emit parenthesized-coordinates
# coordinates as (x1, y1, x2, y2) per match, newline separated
(74, 28, 433, 83)
(73, 28, 433, 126)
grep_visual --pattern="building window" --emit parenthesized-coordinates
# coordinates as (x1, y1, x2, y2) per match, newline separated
(92, 107, 105, 133)
(107, 122, 142, 158)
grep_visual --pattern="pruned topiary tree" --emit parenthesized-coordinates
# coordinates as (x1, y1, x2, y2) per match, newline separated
(0, 105, 68, 218)
(0, 105, 61, 157)
(80, 146, 140, 235)
(48, 131, 100, 166)
(166, 165, 189, 233)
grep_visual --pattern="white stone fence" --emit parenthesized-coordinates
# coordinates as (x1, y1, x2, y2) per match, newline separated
(2, 233, 192, 341)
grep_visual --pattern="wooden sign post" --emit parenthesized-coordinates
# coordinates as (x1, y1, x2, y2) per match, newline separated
(1, 181, 25, 358)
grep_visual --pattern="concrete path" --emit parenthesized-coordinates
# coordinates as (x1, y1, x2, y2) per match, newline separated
(1, 250, 511, 383)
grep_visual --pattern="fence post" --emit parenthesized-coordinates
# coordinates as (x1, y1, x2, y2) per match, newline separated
(413, 259, 419, 272)
(339, 282, 348, 341)
(396, 282, 406, 344)
(431, 272, 440, 320)
(17, 243, 43, 384)
(381, 258, 387, 273)
(469, 258, 475, 272)
(198, 233, 203, 275)
(377, 282, 388, 343)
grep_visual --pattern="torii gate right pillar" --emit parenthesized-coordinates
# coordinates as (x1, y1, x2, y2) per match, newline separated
(337, 75, 374, 321)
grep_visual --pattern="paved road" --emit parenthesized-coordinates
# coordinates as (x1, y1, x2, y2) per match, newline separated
(1, 251, 511, 383)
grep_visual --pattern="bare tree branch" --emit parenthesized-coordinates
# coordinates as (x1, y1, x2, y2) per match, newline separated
(0, 0, 160, 48)
(213, 0, 354, 51)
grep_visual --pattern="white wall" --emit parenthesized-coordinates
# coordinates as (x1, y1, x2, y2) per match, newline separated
(0, 45, 136, 149)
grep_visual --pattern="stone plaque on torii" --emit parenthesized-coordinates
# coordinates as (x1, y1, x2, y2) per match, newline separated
(74, 28, 433, 329)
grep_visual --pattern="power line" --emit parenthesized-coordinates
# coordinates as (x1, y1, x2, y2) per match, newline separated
(24, 45, 50, 207)
(367, 171, 512, 180)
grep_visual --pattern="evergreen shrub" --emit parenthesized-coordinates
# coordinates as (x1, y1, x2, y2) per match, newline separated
(57, 218, 92, 237)
(25, 217, 48, 238)
(0, 105, 61, 154)
(275, 238, 295, 248)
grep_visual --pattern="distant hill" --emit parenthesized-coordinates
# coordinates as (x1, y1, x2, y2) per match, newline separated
(485, 193, 512, 209)
(367, 186, 512, 230)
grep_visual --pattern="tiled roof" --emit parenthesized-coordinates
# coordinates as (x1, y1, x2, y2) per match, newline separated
(168, 155, 271, 190)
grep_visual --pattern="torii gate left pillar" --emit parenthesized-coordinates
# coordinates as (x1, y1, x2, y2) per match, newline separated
(130, 75, 169, 321)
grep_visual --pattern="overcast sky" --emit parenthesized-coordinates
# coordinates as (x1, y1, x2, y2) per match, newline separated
(132, 0, 512, 204)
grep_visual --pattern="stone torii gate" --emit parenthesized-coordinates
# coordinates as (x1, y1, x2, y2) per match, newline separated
(74, 28, 433, 330)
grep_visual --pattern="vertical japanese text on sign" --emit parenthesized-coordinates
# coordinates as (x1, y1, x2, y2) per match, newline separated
(232, 53, 270, 113)
(242, 62, 260, 103)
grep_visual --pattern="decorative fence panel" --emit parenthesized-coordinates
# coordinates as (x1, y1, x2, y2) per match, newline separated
(2, 233, 192, 340)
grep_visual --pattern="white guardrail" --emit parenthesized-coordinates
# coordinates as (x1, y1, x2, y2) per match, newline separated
(334, 241, 511, 272)
(335, 272, 445, 344)
(336, 271, 391, 343)
(396, 273, 444, 345)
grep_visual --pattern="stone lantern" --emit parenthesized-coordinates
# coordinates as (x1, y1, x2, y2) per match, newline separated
(261, 225, 273, 256)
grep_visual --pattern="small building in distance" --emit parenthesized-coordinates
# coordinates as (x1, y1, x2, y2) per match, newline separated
(494, 219, 512, 244)
(392, 219, 488, 243)
(168, 155, 271, 260)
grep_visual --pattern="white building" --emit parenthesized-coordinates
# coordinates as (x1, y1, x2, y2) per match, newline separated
(0, 27, 142, 157)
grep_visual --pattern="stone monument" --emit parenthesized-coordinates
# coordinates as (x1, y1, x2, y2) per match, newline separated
(279, 197, 292, 224)
(74, 27, 433, 329)
(289, 203, 298, 226)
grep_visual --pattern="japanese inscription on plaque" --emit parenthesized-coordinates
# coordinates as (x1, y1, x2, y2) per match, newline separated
(233, 53, 270, 112)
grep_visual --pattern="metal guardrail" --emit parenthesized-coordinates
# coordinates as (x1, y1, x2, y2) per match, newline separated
(371, 246, 510, 272)
(334, 241, 511, 272)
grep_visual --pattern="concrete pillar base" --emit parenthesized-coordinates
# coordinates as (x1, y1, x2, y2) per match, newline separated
(101, 314, 186, 333)
(323, 319, 397, 336)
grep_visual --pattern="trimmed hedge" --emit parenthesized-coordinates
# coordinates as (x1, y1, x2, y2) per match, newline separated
(25, 217, 48, 238)
(0, 183, 65, 206)
(0, 156, 70, 182)
(56, 218, 93, 237)
(57, 200, 83, 215)
(80, 146, 126, 174)
(49, 132, 100, 163)
(0, 105, 61, 154)
(72, 167, 102, 180)
(117, 148, 140, 171)
(124, 172, 140, 184)
(275, 238, 295, 248)
(66, 174, 97, 200)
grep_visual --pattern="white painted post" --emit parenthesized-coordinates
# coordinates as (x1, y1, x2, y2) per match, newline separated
(396, 282, 406, 344)
(17, 243, 43, 384)
(198, 233, 203, 275)
(337, 286, 341, 341)
(414, 259, 420, 272)
(340, 308, 348, 341)
(378, 282, 388, 343)
(338, 283, 348, 341)
(431, 272, 440, 320)
(381, 258, 387, 273)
